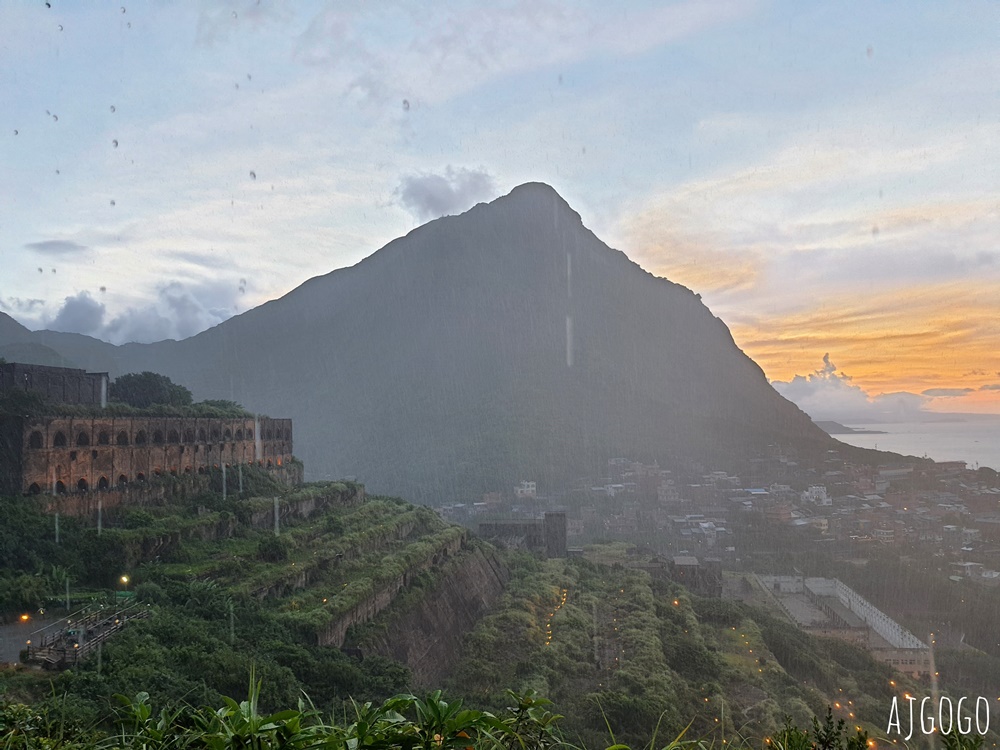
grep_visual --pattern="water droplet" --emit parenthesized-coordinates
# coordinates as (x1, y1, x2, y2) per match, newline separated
(45, 2, 51, 7)
(402, 99, 410, 111)
(55, 169, 60, 174)
(38, 268, 43, 273)
(52, 114, 58, 122)
(120, 6, 125, 13)
(51, 268, 56, 273)
(126, 21, 131, 28)
(110, 105, 116, 113)
(866, 46, 874, 59)
(112, 139, 118, 148)
(13, 130, 17, 135)
(249, 171, 256, 180)
(247, 73, 251, 81)
(231, 10, 237, 18)
(234, 82, 240, 89)
(57, 24, 63, 30)
(871, 224, 879, 238)
(110, 199, 116, 206)
(99, 286, 107, 293)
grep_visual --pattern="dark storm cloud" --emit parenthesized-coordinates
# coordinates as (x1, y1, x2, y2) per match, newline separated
(395, 166, 497, 222)
(24, 239, 90, 255)
(49, 291, 106, 336)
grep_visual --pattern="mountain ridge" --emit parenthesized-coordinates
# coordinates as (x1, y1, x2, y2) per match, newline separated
(3, 183, 836, 500)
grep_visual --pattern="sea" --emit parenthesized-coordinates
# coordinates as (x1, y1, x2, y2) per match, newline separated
(832, 414, 1000, 472)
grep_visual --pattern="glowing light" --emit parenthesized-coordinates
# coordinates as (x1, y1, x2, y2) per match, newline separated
(19, 614, 29, 622)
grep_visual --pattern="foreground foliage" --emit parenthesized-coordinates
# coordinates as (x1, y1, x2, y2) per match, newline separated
(0, 682, 900, 750)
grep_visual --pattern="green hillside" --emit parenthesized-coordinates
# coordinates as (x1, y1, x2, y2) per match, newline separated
(0, 482, 986, 748)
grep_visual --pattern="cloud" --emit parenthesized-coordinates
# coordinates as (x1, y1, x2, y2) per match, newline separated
(41, 279, 245, 344)
(979, 384, 1000, 391)
(771, 353, 931, 423)
(49, 292, 106, 336)
(0, 297, 45, 314)
(922, 388, 975, 398)
(24, 240, 90, 255)
(395, 166, 497, 223)
(103, 279, 245, 344)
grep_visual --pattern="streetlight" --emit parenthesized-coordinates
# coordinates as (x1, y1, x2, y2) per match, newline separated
(118, 575, 130, 605)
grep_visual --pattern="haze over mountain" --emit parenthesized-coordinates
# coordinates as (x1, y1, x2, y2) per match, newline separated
(2, 183, 839, 501)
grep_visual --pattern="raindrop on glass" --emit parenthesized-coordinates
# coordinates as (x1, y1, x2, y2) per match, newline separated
(57, 24, 63, 30)
(402, 99, 410, 111)
(52, 114, 58, 122)
(247, 73, 252, 81)
(38, 268, 43, 274)
(249, 171, 256, 180)
(231, 11, 237, 18)
(871, 224, 879, 238)
(100, 286, 107, 293)
(235, 83, 240, 89)
(45, 2, 51, 7)
(126, 22, 131, 28)
(110, 199, 116, 206)
(112, 139, 118, 148)
(12, 130, 17, 135)
(55, 169, 60, 174)
(110, 105, 116, 113)
(120, 6, 125, 13)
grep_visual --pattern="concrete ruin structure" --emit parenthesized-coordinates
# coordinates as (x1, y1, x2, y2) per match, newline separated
(0, 363, 299, 504)
(758, 574, 932, 677)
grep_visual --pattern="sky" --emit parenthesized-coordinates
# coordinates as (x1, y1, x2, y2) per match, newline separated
(1, 1, 999, 421)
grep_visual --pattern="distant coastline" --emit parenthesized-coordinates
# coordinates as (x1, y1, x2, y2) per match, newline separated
(814, 420, 887, 435)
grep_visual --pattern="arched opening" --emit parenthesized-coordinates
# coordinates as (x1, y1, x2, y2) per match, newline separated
(153, 468, 162, 477)
(167, 429, 180, 443)
(235, 428, 244, 440)
(198, 428, 207, 442)
(76, 431, 90, 446)
(197, 467, 205, 475)
(152, 430, 164, 444)
(284, 429, 291, 441)
(265, 429, 274, 440)
(28, 483, 41, 495)
(184, 429, 194, 443)
(117, 430, 129, 445)
(77, 478, 89, 492)
(276, 457, 282, 466)
(56, 480, 67, 494)
(136, 472, 146, 483)
(118, 474, 128, 488)
(211, 427, 221, 440)
(98, 431, 110, 445)
(98, 476, 110, 490)
(169, 468, 177, 476)
(224, 428, 232, 440)
(184, 466, 192, 474)
(135, 430, 147, 445)
(29, 431, 43, 449)
(53, 432, 67, 447)
(266, 460, 273, 468)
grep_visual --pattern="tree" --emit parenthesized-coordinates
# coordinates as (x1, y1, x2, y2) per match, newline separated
(109, 372, 193, 409)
